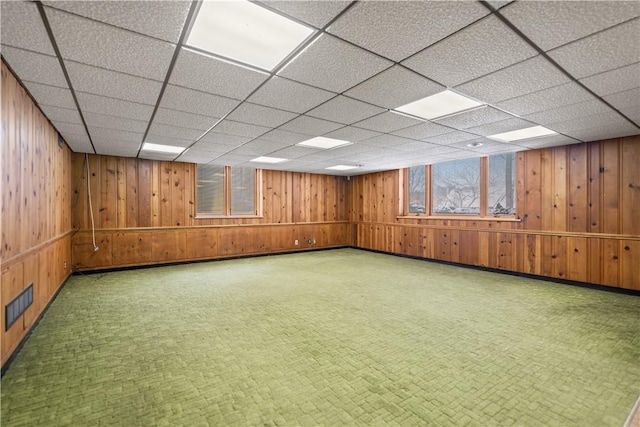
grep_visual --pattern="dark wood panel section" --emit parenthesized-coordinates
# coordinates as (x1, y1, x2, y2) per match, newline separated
(1, 62, 72, 367)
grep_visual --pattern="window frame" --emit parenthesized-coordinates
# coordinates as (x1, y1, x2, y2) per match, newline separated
(401, 155, 520, 221)
(195, 165, 263, 218)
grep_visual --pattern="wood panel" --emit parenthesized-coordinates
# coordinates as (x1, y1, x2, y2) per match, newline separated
(349, 135, 640, 290)
(1, 61, 72, 367)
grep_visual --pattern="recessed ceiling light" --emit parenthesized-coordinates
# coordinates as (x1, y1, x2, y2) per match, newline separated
(326, 165, 359, 171)
(467, 142, 483, 148)
(297, 136, 352, 149)
(141, 142, 185, 154)
(250, 156, 289, 164)
(395, 90, 484, 120)
(187, 0, 314, 71)
(487, 125, 557, 142)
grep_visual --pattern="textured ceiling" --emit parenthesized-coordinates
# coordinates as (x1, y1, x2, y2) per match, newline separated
(1, 0, 639, 176)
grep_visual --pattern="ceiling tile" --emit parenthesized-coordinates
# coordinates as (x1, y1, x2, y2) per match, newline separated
(495, 82, 595, 116)
(139, 151, 180, 162)
(176, 152, 217, 164)
(43, 0, 191, 43)
(501, 1, 640, 51)
(425, 131, 478, 145)
(523, 99, 616, 126)
(455, 56, 571, 103)
(209, 154, 257, 166)
(268, 145, 320, 159)
(76, 92, 154, 121)
(247, 76, 335, 113)
(359, 134, 416, 149)
(1, 46, 67, 88)
(280, 116, 343, 135)
(226, 103, 298, 128)
(153, 108, 218, 131)
(46, 7, 175, 81)
(0, 1, 55, 55)
(22, 82, 77, 109)
(147, 123, 203, 141)
(199, 132, 252, 147)
(89, 127, 143, 144)
(514, 134, 582, 149)
(322, 126, 383, 142)
(83, 112, 148, 133)
(567, 122, 640, 142)
(434, 106, 516, 130)
(65, 61, 162, 105)
(393, 141, 442, 152)
(344, 66, 444, 109)
(487, 1, 513, 9)
(621, 105, 640, 125)
(160, 85, 240, 117)
(402, 15, 537, 87)
(327, 1, 488, 61)
(278, 34, 392, 93)
(306, 96, 385, 125)
(53, 121, 87, 138)
(229, 139, 290, 156)
(143, 134, 192, 148)
(547, 19, 640, 79)
(466, 117, 538, 137)
(170, 48, 269, 99)
(603, 88, 640, 110)
(391, 122, 453, 141)
(260, 129, 313, 145)
(257, 1, 351, 28)
(547, 111, 630, 134)
(39, 105, 82, 125)
(579, 63, 640, 97)
(353, 112, 423, 133)
(62, 132, 94, 153)
(209, 120, 271, 139)
(94, 141, 139, 157)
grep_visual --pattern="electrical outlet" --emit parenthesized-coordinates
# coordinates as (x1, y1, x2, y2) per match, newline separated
(294, 239, 298, 246)
(64, 261, 67, 269)
(308, 238, 313, 244)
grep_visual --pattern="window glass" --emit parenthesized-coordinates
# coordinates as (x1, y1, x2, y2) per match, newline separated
(197, 164, 225, 215)
(231, 167, 256, 214)
(488, 153, 516, 215)
(408, 165, 426, 214)
(432, 158, 481, 214)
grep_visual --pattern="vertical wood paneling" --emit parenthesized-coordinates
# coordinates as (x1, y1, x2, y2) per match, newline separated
(620, 139, 640, 235)
(601, 140, 620, 234)
(568, 145, 588, 232)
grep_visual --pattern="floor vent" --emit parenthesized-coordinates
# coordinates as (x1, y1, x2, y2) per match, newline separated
(5, 284, 33, 331)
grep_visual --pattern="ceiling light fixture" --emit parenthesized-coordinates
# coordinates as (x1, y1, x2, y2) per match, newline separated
(326, 165, 359, 171)
(297, 136, 352, 149)
(250, 156, 289, 164)
(487, 125, 557, 142)
(141, 142, 185, 154)
(395, 90, 484, 120)
(187, 0, 314, 71)
(467, 142, 483, 148)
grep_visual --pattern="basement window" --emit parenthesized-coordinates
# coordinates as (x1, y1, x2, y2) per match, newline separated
(196, 165, 261, 217)
(405, 154, 517, 218)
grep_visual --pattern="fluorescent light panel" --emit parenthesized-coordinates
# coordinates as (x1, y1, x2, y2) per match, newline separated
(141, 142, 185, 154)
(326, 165, 358, 171)
(487, 125, 557, 142)
(297, 136, 352, 149)
(395, 90, 483, 120)
(250, 156, 289, 164)
(187, 0, 314, 71)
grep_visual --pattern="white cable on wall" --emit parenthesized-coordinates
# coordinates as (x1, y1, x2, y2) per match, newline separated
(85, 153, 99, 252)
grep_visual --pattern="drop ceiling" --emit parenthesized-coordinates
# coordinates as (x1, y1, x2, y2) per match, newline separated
(1, 0, 638, 176)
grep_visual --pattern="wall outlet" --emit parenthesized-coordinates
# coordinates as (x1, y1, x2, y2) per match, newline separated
(294, 239, 299, 246)
(308, 238, 313, 244)
(64, 261, 67, 269)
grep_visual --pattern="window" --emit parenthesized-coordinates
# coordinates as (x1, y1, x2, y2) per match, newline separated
(488, 153, 516, 215)
(405, 154, 517, 217)
(408, 165, 426, 214)
(197, 165, 260, 216)
(432, 158, 480, 214)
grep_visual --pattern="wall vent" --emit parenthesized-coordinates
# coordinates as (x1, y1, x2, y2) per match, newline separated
(5, 284, 33, 331)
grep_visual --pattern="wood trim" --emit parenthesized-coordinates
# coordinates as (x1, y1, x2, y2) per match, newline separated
(1, 230, 74, 272)
(73, 220, 350, 233)
(397, 215, 521, 222)
(425, 164, 432, 216)
(480, 156, 488, 217)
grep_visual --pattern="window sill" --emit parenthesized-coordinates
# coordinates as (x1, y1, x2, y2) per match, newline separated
(195, 215, 264, 219)
(397, 215, 521, 222)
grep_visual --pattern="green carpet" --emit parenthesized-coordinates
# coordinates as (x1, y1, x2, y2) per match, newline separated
(2, 248, 639, 426)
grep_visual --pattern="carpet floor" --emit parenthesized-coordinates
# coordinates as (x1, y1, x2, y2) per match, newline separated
(2, 248, 639, 426)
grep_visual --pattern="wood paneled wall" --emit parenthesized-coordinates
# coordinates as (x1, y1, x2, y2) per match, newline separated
(350, 136, 640, 290)
(70, 154, 350, 270)
(1, 62, 72, 367)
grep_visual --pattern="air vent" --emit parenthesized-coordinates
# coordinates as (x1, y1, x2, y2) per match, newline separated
(5, 284, 33, 331)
